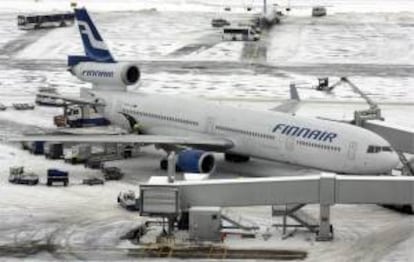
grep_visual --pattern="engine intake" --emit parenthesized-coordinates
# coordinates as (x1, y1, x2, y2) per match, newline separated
(71, 62, 140, 88)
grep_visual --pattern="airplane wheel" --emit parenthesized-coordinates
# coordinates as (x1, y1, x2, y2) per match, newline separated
(160, 158, 168, 170)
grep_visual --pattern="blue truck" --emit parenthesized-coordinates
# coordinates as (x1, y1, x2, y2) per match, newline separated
(47, 169, 69, 186)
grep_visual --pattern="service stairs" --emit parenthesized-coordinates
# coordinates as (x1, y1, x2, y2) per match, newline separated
(397, 151, 414, 176)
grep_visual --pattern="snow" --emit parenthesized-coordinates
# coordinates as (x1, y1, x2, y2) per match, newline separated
(0, 0, 414, 260)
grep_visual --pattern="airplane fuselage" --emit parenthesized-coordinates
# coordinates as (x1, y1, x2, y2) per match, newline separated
(86, 89, 399, 175)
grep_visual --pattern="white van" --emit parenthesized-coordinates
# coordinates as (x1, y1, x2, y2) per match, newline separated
(222, 26, 260, 41)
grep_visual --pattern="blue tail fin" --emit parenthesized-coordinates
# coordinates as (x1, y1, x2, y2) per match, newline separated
(69, 8, 115, 66)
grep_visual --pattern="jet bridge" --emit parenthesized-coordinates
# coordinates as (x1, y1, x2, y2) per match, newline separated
(139, 173, 414, 241)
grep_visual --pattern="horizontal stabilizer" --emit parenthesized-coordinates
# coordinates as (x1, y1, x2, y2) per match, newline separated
(68, 55, 95, 67)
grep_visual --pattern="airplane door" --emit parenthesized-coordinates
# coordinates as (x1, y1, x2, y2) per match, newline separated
(205, 117, 215, 134)
(285, 136, 295, 152)
(347, 142, 358, 160)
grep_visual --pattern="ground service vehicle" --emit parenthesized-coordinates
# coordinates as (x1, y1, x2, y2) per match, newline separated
(82, 177, 104, 185)
(44, 143, 63, 159)
(211, 18, 230, 27)
(66, 105, 109, 128)
(47, 169, 69, 186)
(8, 166, 39, 185)
(17, 12, 74, 30)
(312, 6, 327, 17)
(102, 166, 124, 180)
(222, 26, 260, 41)
(64, 144, 91, 164)
(29, 141, 45, 155)
(117, 191, 140, 211)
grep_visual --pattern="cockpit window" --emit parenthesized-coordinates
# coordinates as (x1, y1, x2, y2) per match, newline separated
(367, 145, 393, 153)
(382, 146, 392, 152)
(367, 146, 380, 153)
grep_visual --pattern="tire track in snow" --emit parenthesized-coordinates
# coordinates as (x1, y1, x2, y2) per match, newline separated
(0, 30, 49, 59)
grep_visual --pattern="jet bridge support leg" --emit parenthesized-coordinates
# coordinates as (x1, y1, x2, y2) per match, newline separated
(272, 174, 334, 241)
(272, 204, 319, 239)
(316, 204, 333, 241)
(317, 173, 334, 241)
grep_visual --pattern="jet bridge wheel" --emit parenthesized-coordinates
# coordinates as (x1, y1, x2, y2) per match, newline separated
(224, 153, 250, 163)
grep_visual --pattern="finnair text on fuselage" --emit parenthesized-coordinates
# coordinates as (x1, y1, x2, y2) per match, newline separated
(272, 123, 338, 143)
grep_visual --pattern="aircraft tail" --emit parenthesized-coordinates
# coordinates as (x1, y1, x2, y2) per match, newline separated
(68, 8, 140, 90)
(68, 8, 115, 66)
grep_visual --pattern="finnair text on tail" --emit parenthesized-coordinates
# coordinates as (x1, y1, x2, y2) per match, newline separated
(82, 70, 114, 78)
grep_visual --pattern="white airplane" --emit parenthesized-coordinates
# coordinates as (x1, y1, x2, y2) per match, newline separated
(14, 8, 400, 175)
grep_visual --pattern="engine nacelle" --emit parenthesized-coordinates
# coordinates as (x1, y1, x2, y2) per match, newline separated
(71, 62, 140, 88)
(176, 150, 216, 174)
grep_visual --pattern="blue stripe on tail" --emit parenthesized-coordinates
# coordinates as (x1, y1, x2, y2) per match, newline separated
(68, 8, 115, 66)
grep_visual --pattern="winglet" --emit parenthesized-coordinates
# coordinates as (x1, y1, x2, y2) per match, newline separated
(270, 83, 302, 114)
(290, 83, 300, 101)
(68, 8, 115, 66)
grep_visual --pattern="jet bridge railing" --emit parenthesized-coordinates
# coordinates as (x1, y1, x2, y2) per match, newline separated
(140, 174, 414, 209)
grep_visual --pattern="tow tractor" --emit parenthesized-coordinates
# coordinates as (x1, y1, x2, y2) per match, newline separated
(8, 166, 39, 185)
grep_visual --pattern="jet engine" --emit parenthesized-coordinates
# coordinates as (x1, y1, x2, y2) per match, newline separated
(160, 150, 216, 174)
(71, 62, 140, 87)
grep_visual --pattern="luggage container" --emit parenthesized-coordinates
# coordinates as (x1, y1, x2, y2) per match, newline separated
(30, 141, 45, 155)
(85, 154, 124, 169)
(64, 144, 91, 164)
(13, 103, 35, 110)
(44, 142, 63, 159)
(47, 169, 69, 186)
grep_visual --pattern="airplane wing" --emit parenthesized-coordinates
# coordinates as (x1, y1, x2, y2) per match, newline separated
(364, 120, 414, 154)
(316, 116, 353, 124)
(7, 134, 234, 151)
(270, 84, 301, 113)
(51, 126, 128, 135)
(37, 92, 104, 106)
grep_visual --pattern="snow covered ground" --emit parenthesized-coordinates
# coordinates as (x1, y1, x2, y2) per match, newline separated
(0, 0, 414, 261)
